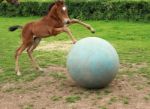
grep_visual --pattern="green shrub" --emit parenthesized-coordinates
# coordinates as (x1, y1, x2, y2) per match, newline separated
(0, 1, 150, 22)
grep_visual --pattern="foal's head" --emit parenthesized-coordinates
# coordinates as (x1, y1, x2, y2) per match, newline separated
(6, 0, 19, 6)
(49, 0, 70, 24)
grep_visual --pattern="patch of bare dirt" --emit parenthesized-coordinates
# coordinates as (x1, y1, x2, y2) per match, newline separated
(120, 62, 148, 72)
(0, 65, 150, 109)
(36, 41, 72, 51)
(45, 65, 67, 73)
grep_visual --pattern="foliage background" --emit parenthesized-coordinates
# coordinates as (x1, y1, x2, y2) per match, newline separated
(0, 0, 150, 22)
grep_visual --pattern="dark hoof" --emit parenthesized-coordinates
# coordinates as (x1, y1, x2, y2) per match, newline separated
(91, 30, 96, 34)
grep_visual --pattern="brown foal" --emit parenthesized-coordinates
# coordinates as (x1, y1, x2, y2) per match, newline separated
(9, 0, 95, 76)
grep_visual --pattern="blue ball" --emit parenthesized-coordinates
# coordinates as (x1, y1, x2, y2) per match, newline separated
(67, 37, 119, 89)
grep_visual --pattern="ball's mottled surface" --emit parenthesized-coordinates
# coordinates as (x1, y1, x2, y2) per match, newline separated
(67, 37, 119, 89)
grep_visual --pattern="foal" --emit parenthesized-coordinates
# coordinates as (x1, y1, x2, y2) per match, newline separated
(0, 0, 19, 5)
(9, 0, 95, 76)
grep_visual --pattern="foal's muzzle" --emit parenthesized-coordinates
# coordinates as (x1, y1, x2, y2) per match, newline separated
(64, 19, 70, 24)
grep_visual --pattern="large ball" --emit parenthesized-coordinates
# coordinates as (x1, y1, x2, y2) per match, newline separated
(67, 37, 119, 89)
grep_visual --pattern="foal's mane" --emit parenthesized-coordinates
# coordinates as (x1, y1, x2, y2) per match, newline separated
(48, 2, 55, 11)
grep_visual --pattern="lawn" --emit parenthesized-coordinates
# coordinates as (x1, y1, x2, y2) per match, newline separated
(0, 17, 150, 82)
(0, 17, 150, 109)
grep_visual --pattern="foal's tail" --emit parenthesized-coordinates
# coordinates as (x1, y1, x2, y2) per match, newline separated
(9, 25, 23, 32)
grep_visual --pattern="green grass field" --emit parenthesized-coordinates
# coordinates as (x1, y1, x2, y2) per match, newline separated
(0, 16, 150, 83)
(0, 17, 150, 108)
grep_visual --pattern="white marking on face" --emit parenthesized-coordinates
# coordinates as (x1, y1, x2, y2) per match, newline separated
(62, 6, 66, 11)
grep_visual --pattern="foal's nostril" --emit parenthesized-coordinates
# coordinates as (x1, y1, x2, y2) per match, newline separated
(64, 19, 70, 24)
(66, 20, 70, 24)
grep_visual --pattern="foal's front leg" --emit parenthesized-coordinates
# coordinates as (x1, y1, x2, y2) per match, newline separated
(68, 19, 95, 33)
(53, 27, 77, 44)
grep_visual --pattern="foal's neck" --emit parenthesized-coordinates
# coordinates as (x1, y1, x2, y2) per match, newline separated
(47, 9, 63, 24)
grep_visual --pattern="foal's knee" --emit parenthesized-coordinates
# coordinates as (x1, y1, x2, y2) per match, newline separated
(26, 48, 30, 54)
(63, 27, 70, 32)
(15, 49, 22, 59)
(26, 47, 32, 54)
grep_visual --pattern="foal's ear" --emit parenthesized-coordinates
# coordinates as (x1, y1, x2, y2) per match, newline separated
(55, 0, 64, 6)
(55, 0, 65, 2)
(55, 0, 64, 3)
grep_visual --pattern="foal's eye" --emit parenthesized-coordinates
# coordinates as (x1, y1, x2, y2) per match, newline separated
(62, 6, 67, 11)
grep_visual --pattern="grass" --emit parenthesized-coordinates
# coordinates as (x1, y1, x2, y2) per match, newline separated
(65, 95, 81, 103)
(51, 96, 62, 101)
(0, 16, 150, 83)
(144, 94, 150, 101)
(23, 104, 34, 109)
(98, 106, 107, 109)
(122, 97, 130, 104)
(49, 72, 67, 80)
(108, 96, 118, 105)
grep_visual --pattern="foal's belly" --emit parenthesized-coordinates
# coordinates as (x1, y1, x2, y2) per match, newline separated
(31, 21, 64, 38)
(32, 26, 51, 37)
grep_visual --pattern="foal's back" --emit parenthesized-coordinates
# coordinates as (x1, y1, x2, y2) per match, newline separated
(22, 17, 51, 39)
(22, 15, 64, 40)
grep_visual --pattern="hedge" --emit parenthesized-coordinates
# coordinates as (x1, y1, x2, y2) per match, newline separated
(0, 1, 150, 22)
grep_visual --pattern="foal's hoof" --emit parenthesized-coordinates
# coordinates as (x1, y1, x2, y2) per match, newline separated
(16, 71, 21, 76)
(72, 40, 77, 44)
(91, 29, 96, 34)
(38, 68, 45, 72)
(73, 41, 77, 44)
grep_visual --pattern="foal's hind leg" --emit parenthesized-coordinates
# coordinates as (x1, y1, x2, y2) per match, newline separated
(15, 44, 27, 76)
(27, 37, 43, 72)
